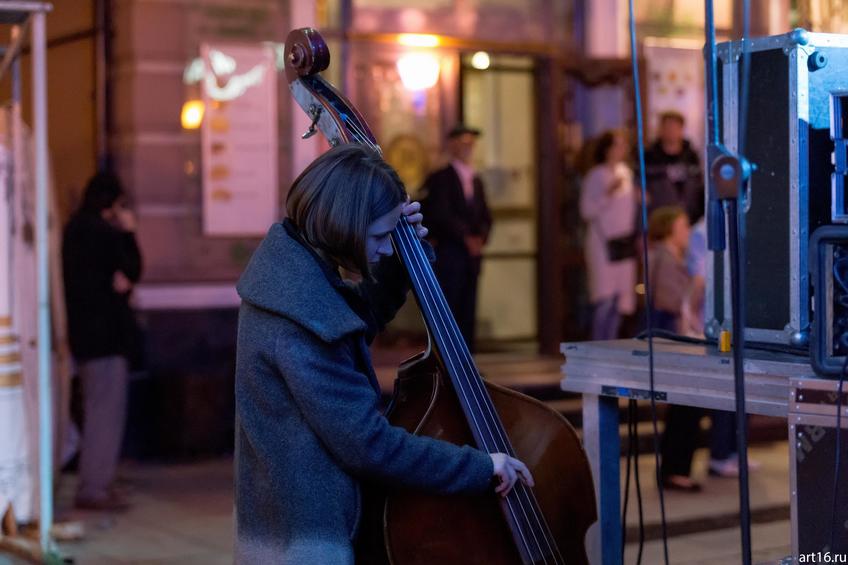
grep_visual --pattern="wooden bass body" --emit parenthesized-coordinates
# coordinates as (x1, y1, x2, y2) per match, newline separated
(356, 351, 597, 565)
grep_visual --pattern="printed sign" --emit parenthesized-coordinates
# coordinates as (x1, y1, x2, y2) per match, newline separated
(201, 42, 278, 236)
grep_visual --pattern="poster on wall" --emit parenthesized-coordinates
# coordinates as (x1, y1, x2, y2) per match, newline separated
(643, 37, 705, 153)
(201, 42, 277, 236)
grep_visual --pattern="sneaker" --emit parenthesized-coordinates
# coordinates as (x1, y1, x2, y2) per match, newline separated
(708, 457, 739, 477)
(708, 456, 761, 477)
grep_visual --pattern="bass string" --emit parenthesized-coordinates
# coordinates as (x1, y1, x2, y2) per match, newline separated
(393, 221, 547, 563)
(394, 219, 560, 564)
(326, 93, 560, 563)
(395, 221, 563, 562)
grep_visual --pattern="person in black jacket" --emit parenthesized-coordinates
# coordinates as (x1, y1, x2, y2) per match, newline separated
(63, 172, 142, 511)
(420, 125, 492, 351)
(642, 111, 704, 224)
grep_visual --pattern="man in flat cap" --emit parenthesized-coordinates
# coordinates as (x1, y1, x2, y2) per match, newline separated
(420, 125, 492, 352)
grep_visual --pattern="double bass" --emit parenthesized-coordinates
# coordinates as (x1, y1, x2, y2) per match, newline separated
(284, 28, 597, 564)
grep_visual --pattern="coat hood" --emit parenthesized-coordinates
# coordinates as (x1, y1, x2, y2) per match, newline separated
(236, 222, 366, 342)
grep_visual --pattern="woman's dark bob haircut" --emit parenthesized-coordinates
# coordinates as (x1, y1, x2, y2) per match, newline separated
(286, 143, 407, 278)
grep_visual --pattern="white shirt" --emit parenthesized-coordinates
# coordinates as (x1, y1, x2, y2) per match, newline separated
(451, 159, 476, 201)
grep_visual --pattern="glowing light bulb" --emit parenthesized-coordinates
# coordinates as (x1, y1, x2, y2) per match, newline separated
(183, 57, 205, 85)
(181, 100, 205, 130)
(397, 34, 440, 48)
(397, 53, 440, 91)
(471, 51, 491, 70)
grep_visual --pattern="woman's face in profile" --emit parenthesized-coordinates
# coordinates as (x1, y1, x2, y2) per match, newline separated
(365, 203, 403, 264)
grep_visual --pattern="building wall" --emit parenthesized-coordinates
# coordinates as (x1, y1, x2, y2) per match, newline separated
(334, 0, 573, 48)
(112, 0, 292, 286)
(111, 0, 299, 458)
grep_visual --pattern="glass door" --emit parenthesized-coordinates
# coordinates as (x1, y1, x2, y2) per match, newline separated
(462, 54, 538, 347)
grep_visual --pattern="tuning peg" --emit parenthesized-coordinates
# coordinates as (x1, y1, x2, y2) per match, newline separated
(302, 105, 323, 139)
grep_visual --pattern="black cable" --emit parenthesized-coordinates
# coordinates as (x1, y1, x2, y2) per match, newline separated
(830, 258, 848, 550)
(731, 13, 756, 565)
(637, 329, 709, 346)
(634, 328, 809, 357)
(621, 398, 647, 564)
(632, 399, 646, 564)
(830, 341, 848, 551)
(627, 0, 670, 560)
(704, 0, 754, 561)
(622, 400, 632, 563)
(724, 339, 807, 357)
(727, 197, 753, 565)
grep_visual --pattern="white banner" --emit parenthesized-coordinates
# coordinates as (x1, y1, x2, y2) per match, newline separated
(643, 38, 706, 154)
(0, 387, 32, 523)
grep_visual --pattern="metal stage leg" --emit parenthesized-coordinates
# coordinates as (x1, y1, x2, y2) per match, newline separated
(582, 393, 622, 565)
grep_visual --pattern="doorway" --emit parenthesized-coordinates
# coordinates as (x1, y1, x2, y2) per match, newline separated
(461, 54, 538, 348)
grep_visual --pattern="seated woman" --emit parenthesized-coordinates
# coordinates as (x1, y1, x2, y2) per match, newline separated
(233, 143, 533, 563)
(647, 206, 704, 491)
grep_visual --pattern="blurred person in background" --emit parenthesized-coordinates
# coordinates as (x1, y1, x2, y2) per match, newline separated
(647, 206, 692, 333)
(63, 172, 142, 511)
(680, 216, 706, 337)
(579, 130, 637, 340)
(647, 206, 704, 491)
(643, 111, 704, 224)
(419, 124, 492, 352)
(685, 217, 759, 477)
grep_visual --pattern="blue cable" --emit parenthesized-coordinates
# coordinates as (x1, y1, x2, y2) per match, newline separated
(738, 0, 753, 158)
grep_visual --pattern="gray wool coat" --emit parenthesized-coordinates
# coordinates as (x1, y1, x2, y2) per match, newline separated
(234, 220, 494, 564)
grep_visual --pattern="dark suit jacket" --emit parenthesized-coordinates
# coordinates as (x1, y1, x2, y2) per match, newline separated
(420, 163, 492, 250)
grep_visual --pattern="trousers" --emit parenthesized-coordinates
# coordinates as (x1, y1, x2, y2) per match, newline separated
(77, 355, 129, 500)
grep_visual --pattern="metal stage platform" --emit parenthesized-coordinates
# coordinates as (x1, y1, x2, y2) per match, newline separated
(561, 338, 821, 565)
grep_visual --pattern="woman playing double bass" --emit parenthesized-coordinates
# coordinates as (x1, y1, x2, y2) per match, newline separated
(234, 143, 534, 564)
